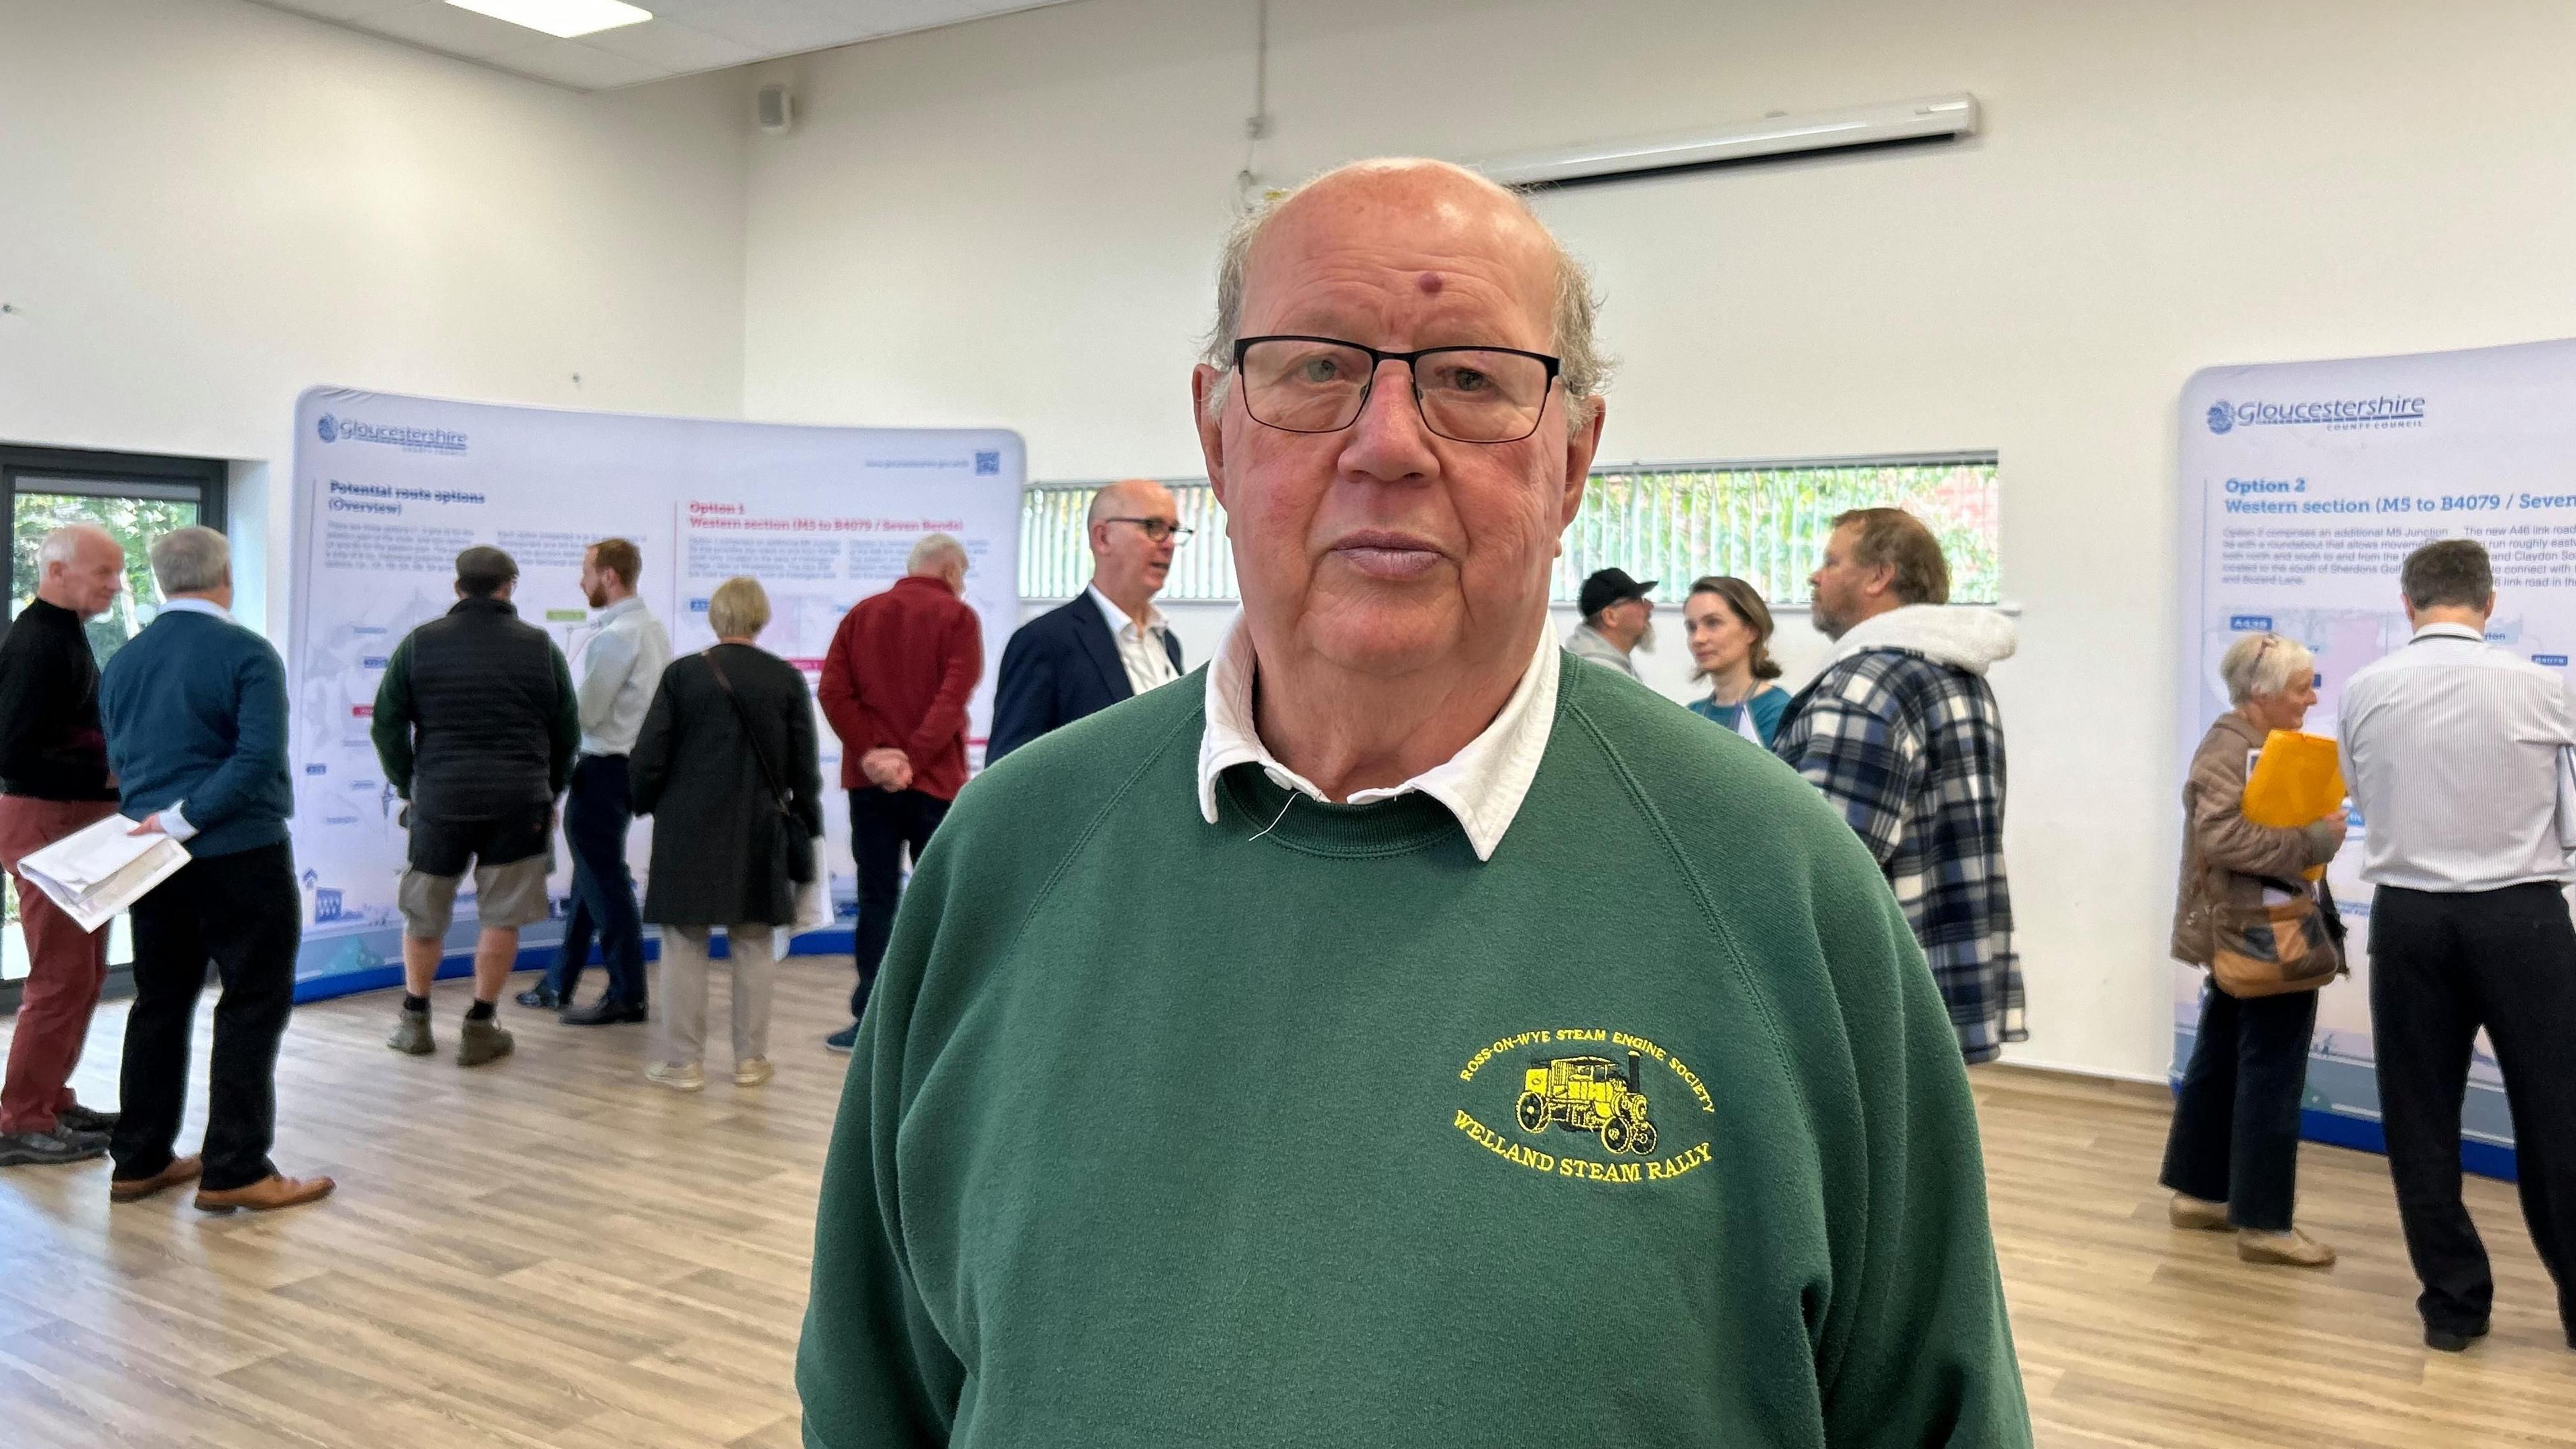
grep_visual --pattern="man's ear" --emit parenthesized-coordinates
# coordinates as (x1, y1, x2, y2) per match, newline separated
(1193, 365, 1230, 510)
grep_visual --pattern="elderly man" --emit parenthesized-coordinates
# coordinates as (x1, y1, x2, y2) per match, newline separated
(798, 160, 2028, 1447)
(1773, 508, 2023, 1065)
(816, 533, 983, 1051)
(986, 480, 1189, 763)
(0, 525, 127, 1167)
(100, 528, 331, 1211)
(1565, 566, 1656, 680)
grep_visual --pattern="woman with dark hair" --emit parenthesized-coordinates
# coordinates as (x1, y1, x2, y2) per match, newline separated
(1683, 576, 1792, 747)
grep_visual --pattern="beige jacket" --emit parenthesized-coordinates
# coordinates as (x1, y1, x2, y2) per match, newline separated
(2170, 711, 2340, 966)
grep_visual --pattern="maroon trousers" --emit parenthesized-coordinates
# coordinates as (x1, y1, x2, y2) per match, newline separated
(0, 795, 117, 1135)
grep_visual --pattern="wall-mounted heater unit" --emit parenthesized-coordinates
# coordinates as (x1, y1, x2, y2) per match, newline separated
(1470, 93, 1979, 189)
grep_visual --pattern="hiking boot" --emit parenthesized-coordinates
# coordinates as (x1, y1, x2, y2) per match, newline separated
(386, 1009, 435, 1056)
(0, 1128, 107, 1167)
(2237, 1228, 2336, 1268)
(2168, 1193, 2231, 1232)
(457, 1016, 514, 1067)
(56, 1104, 119, 1134)
(111, 1155, 203, 1203)
(194, 1173, 335, 1214)
(645, 1061, 705, 1093)
(734, 1058, 773, 1087)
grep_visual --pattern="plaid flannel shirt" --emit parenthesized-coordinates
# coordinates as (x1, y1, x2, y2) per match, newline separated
(1774, 649, 2025, 1063)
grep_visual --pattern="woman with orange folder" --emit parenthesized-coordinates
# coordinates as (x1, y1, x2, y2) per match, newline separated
(2161, 633, 2349, 1268)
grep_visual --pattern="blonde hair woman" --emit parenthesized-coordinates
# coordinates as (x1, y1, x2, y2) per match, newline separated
(629, 577, 824, 1091)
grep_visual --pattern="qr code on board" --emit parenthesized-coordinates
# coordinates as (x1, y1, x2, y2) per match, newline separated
(974, 450, 1000, 475)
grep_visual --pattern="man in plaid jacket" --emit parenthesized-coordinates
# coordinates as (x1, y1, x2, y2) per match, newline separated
(1774, 508, 2025, 1063)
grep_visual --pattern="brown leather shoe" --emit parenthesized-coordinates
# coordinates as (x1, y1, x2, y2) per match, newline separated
(193, 1173, 336, 1214)
(109, 1155, 203, 1203)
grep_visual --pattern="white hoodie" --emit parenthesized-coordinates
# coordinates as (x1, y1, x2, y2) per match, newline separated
(1823, 604, 2018, 676)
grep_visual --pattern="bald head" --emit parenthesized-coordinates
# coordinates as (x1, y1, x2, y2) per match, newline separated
(1203, 158, 1607, 425)
(35, 525, 125, 620)
(1088, 479, 1179, 614)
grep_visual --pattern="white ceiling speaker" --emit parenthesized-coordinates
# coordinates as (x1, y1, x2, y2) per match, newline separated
(1470, 94, 1979, 189)
(757, 83, 795, 135)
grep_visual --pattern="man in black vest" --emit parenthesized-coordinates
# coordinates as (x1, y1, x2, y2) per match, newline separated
(986, 480, 1189, 764)
(370, 547, 578, 1067)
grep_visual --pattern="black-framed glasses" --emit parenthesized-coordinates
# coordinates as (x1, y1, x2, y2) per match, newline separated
(1232, 335, 1562, 443)
(1104, 517, 1193, 543)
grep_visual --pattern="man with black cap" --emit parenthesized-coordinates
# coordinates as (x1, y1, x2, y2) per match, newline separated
(1567, 567, 1656, 681)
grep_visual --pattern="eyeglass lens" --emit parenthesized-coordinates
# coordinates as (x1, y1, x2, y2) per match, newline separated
(1238, 339, 1553, 443)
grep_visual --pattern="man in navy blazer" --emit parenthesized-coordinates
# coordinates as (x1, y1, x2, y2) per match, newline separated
(987, 480, 1188, 764)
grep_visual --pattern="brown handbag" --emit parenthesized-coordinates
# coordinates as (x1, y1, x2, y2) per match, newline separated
(2209, 875, 2346, 998)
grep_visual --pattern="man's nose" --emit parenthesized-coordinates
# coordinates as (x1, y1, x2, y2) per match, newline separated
(1341, 360, 1439, 475)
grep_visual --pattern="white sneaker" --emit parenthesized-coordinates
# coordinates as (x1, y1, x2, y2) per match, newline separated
(734, 1058, 773, 1087)
(644, 1061, 705, 1093)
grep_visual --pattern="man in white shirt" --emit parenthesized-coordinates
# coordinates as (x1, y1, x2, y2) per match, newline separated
(542, 537, 672, 1026)
(985, 479, 1188, 764)
(2339, 536, 2576, 1354)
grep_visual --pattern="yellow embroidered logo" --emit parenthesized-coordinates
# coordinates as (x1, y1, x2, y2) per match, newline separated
(1454, 1028, 1716, 1186)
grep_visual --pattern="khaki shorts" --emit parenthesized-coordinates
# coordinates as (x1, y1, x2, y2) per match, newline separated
(399, 808, 554, 938)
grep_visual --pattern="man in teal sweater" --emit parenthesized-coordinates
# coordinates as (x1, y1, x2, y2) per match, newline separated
(797, 159, 2029, 1447)
(99, 527, 332, 1212)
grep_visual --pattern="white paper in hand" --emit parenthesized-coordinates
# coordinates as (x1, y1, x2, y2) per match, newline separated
(15, 814, 191, 932)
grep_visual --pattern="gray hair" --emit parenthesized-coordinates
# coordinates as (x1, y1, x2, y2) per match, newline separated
(37, 525, 111, 572)
(2219, 631, 2315, 705)
(706, 576, 770, 639)
(1199, 159, 1610, 429)
(907, 533, 968, 577)
(150, 526, 231, 597)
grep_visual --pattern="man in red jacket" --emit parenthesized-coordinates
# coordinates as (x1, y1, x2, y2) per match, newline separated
(816, 533, 983, 1051)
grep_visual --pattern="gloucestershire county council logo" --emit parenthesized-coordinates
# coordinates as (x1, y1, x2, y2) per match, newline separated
(1454, 1028, 1715, 1186)
(317, 413, 339, 443)
(2206, 402, 2234, 435)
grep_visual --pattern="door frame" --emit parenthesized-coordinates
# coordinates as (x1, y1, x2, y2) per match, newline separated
(2, 444, 230, 1014)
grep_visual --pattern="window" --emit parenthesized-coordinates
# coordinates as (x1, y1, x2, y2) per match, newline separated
(1020, 453, 2000, 606)
(3, 445, 227, 1004)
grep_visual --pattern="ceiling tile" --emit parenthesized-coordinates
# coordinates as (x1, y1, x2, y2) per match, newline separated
(673, 1, 871, 53)
(250, 0, 417, 20)
(355, 1, 549, 61)
(489, 38, 676, 89)
(573, 18, 765, 70)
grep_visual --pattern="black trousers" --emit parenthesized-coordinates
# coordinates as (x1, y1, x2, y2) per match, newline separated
(2159, 980, 2318, 1232)
(2369, 883, 2576, 1336)
(558, 754, 645, 1004)
(849, 788, 949, 1022)
(111, 842, 299, 1193)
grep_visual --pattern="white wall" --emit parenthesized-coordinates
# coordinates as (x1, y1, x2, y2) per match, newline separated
(0, 0, 750, 629)
(748, 0, 2576, 1081)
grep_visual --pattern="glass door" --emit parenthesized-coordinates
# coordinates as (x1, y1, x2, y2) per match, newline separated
(1, 447, 226, 1006)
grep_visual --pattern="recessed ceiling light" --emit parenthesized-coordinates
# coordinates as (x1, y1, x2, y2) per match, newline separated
(444, 0, 653, 40)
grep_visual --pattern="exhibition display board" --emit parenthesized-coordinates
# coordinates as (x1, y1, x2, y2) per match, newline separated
(2174, 339, 2576, 1177)
(286, 388, 1022, 998)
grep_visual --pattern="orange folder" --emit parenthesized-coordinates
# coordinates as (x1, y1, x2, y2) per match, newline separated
(2241, 729, 2344, 881)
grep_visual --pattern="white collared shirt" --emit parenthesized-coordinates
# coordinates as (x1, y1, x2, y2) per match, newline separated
(1195, 617, 1560, 862)
(578, 594, 673, 757)
(1089, 584, 1180, 697)
(147, 596, 239, 842)
(2341, 621, 2576, 892)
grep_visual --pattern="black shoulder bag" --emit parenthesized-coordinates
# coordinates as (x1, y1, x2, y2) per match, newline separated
(701, 648, 816, 885)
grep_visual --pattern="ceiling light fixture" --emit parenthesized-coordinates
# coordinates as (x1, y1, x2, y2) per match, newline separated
(445, 0, 652, 40)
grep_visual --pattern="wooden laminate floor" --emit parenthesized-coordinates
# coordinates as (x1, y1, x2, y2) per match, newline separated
(0, 964, 2568, 1446)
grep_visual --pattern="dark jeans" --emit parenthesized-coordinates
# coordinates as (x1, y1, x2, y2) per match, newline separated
(2159, 980, 2318, 1232)
(556, 754, 645, 1004)
(849, 787, 949, 1022)
(2370, 883, 2576, 1336)
(112, 842, 299, 1193)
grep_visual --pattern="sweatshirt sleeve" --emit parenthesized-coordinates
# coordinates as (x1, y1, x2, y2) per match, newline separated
(173, 637, 289, 835)
(1806, 835, 2031, 1448)
(905, 605, 984, 763)
(547, 645, 580, 796)
(798, 842, 969, 1446)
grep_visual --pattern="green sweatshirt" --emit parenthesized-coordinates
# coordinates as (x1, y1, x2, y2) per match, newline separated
(798, 658, 2029, 1448)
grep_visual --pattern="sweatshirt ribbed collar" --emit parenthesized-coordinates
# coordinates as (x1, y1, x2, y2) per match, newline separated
(1195, 617, 1560, 862)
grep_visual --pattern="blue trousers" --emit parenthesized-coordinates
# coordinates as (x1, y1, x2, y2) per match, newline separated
(2160, 979, 2317, 1232)
(549, 754, 646, 1004)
